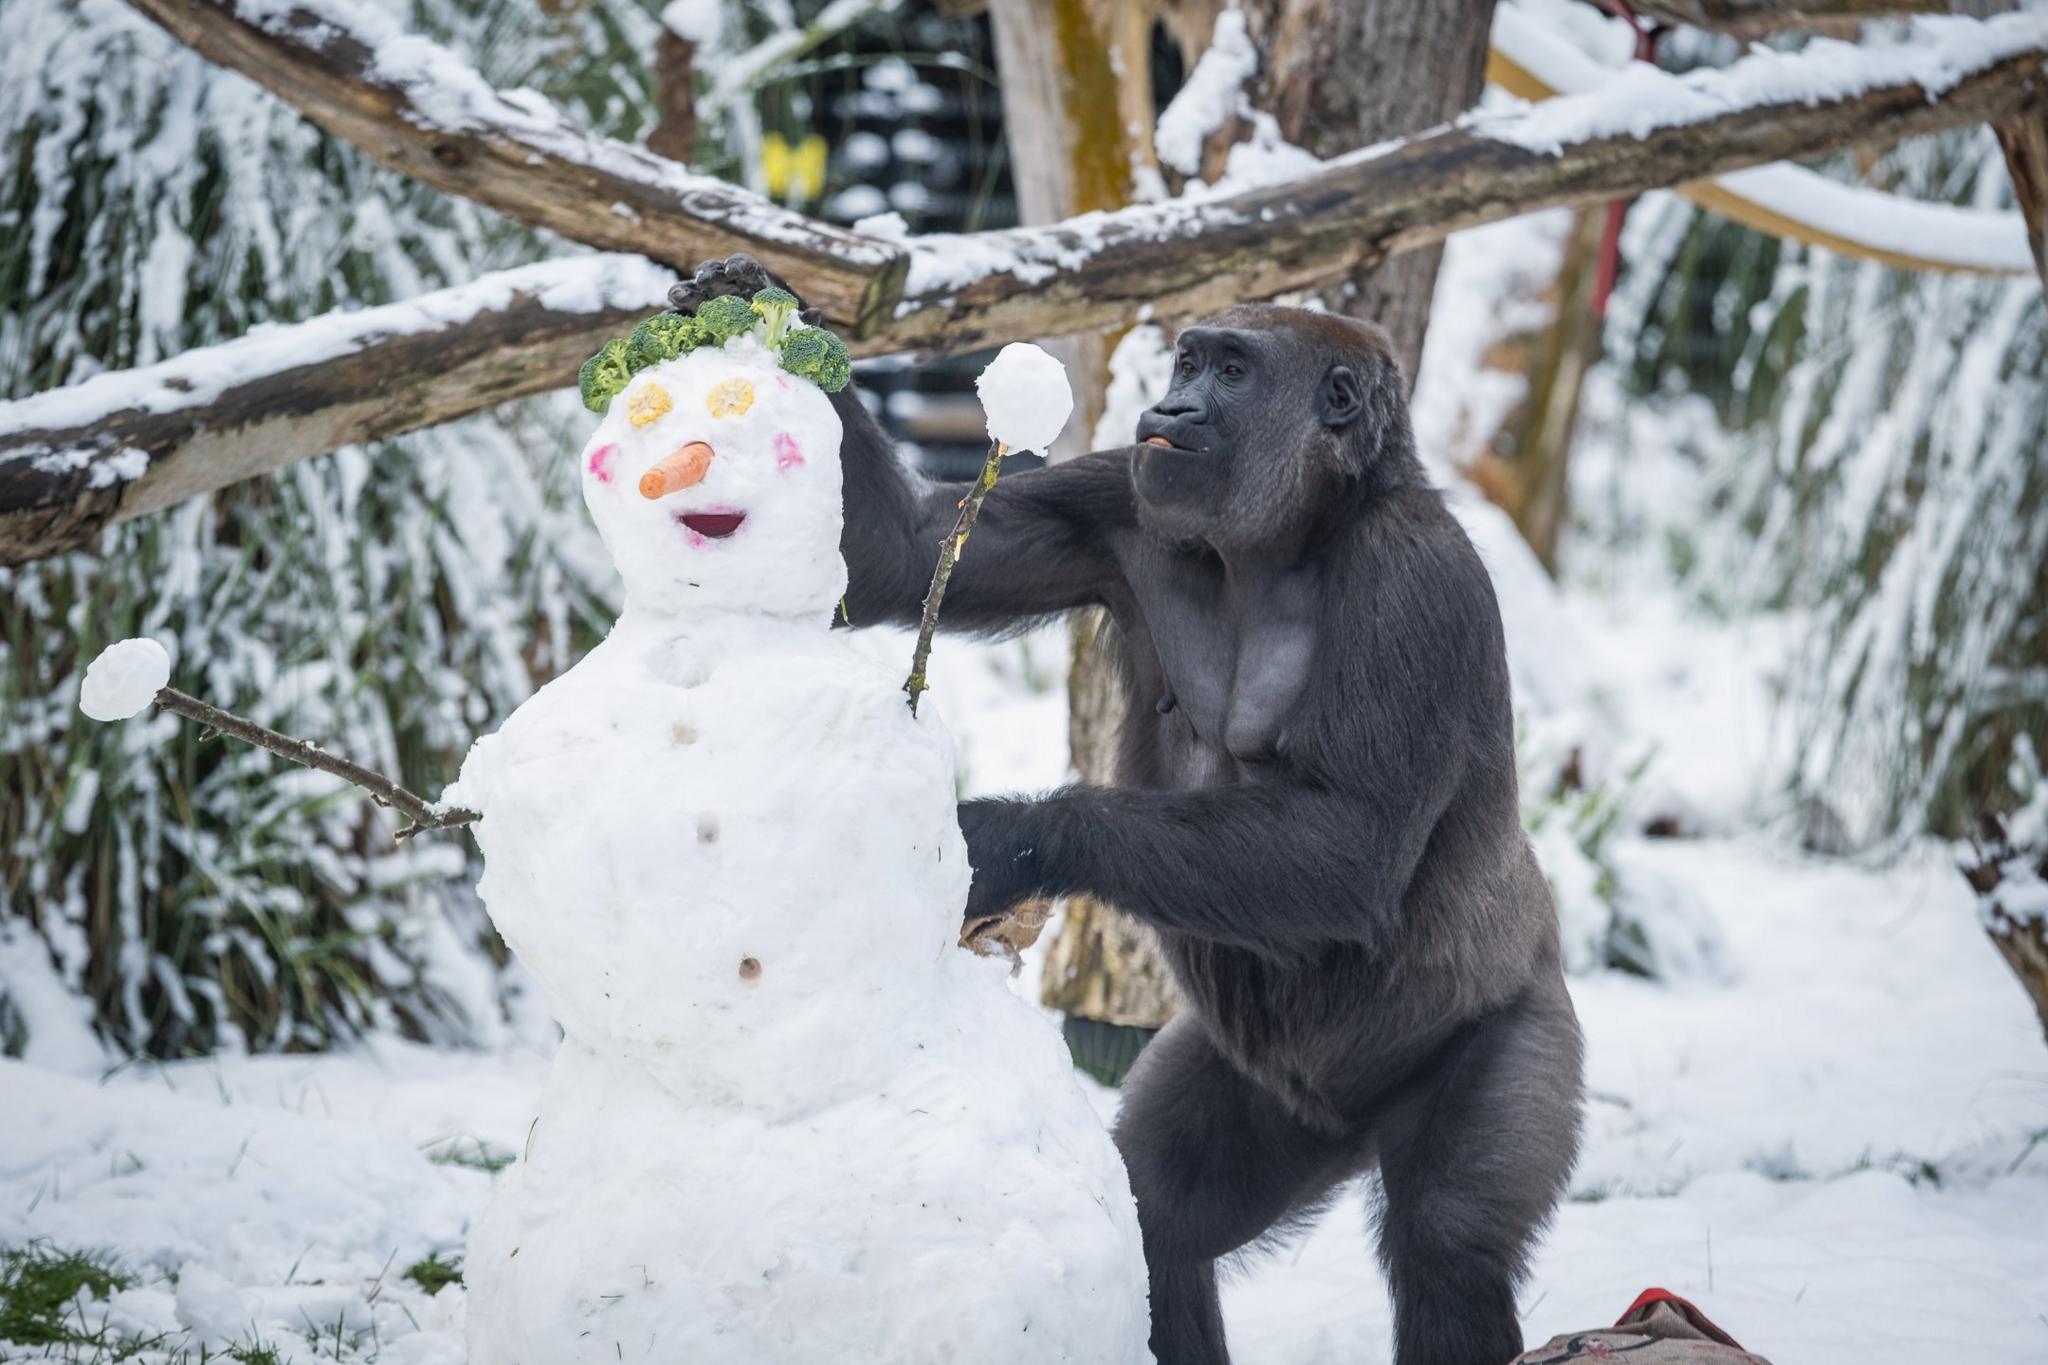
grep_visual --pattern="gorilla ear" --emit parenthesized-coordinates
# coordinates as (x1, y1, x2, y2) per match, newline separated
(1316, 366, 1365, 430)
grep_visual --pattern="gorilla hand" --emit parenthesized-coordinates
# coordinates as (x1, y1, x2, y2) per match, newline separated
(956, 797, 1045, 928)
(666, 254, 823, 327)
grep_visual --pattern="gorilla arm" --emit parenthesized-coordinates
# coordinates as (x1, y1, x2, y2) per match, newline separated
(955, 528, 1489, 957)
(665, 253, 1134, 632)
(833, 381, 1137, 631)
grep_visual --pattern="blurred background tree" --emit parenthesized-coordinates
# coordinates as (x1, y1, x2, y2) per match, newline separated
(1604, 128, 2046, 853)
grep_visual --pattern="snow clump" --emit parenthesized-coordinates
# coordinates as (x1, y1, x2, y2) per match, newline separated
(976, 342, 1073, 454)
(78, 637, 170, 721)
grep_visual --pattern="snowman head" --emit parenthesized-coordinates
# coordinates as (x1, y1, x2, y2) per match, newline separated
(578, 319, 848, 622)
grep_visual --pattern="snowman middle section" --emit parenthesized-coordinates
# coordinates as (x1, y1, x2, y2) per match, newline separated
(464, 614, 979, 1111)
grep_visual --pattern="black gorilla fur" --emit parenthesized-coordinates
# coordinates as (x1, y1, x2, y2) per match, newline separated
(670, 258, 1584, 1365)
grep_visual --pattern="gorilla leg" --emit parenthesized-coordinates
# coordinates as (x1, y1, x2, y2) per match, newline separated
(1373, 977, 1583, 1365)
(1115, 1018, 1362, 1365)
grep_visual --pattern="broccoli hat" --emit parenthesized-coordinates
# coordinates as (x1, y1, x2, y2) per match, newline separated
(579, 287, 853, 413)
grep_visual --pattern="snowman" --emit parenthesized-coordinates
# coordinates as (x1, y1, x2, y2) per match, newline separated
(436, 293, 1153, 1364)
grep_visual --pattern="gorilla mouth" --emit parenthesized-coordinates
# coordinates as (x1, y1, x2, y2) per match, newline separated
(678, 510, 746, 539)
(1143, 435, 1179, 450)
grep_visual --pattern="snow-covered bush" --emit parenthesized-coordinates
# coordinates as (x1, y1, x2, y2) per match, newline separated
(1518, 719, 1726, 980)
(0, 0, 663, 1057)
(1608, 126, 2047, 853)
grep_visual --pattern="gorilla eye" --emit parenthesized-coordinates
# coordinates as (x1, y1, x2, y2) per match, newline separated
(1177, 355, 1197, 380)
(1221, 361, 1246, 380)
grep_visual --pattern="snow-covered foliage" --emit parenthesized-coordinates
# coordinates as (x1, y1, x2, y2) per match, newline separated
(1608, 124, 2047, 852)
(0, 0, 666, 1058)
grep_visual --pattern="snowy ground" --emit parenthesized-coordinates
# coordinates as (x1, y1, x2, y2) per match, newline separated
(4, 608, 2045, 1364)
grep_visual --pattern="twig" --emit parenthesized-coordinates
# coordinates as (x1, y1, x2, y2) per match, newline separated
(904, 438, 1007, 715)
(151, 686, 478, 840)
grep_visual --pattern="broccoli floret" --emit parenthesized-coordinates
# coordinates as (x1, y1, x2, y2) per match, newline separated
(579, 338, 633, 413)
(778, 326, 852, 393)
(693, 294, 760, 345)
(749, 286, 801, 346)
(625, 311, 702, 370)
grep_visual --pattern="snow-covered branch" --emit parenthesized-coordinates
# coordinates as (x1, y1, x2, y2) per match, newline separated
(1492, 1, 2041, 276)
(121, 0, 905, 328)
(0, 256, 671, 565)
(6, 1, 2042, 564)
(882, 10, 2048, 352)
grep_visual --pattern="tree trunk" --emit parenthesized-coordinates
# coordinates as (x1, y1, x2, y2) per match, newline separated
(988, 0, 1181, 1054)
(1465, 207, 1607, 570)
(646, 27, 699, 165)
(1994, 109, 2048, 299)
(1238, 0, 1499, 384)
(1964, 817, 2048, 1043)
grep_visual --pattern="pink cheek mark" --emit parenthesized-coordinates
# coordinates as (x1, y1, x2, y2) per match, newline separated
(774, 432, 805, 471)
(774, 374, 793, 392)
(587, 443, 618, 484)
(684, 528, 708, 548)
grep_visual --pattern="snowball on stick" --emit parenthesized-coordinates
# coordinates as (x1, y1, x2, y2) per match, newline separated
(904, 344, 1075, 714)
(78, 638, 171, 721)
(975, 342, 1073, 454)
(76, 636, 474, 836)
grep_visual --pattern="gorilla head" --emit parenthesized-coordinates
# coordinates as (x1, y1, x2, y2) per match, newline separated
(1133, 304, 1413, 553)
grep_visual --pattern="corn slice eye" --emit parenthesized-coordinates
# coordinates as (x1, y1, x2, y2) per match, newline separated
(628, 383, 673, 428)
(707, 378, 756, 418)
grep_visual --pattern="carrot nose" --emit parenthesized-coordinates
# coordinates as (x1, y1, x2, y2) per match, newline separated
(639, 441, 714, 499)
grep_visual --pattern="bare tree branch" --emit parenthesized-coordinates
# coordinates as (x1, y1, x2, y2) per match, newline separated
(6, 5, 2045, 565)
(151, 686, 478, 840)
(121, 0, 907, 330)
(1623, 0, 1946, 37)
(904, 438, 1008, 716)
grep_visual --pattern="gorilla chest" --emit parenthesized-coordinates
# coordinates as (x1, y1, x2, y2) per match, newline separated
(1127, 562, 1318, 766)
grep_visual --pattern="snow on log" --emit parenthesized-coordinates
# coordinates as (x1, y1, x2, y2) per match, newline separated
(0, 256, 671, 566)
(122, 0, 905, 329)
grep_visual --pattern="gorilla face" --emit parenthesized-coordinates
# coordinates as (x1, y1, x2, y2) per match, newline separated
(1132, 313, 1372, 554)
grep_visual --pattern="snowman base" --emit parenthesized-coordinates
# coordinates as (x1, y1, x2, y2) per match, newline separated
(467, 1034, 1151, 1365)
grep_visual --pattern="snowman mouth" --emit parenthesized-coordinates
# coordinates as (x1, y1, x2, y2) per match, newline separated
(678, 510, 746, 540)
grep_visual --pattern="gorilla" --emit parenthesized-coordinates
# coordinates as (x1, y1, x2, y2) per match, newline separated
(670, 258, 1584, 1365)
